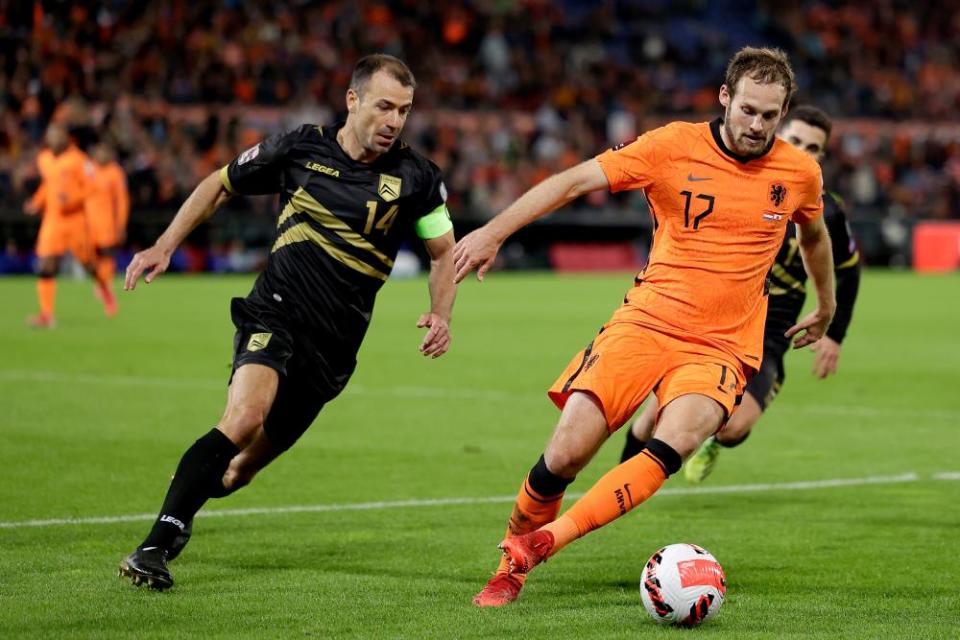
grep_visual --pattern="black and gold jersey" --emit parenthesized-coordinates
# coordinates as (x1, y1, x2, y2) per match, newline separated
(765, 190, 861, 347)
(220, 122, 450, 359)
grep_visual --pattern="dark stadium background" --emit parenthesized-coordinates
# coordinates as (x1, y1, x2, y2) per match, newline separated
(1, 0, 958, 273)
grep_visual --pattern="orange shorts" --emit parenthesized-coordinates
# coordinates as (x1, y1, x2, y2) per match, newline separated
(36, 214, 93, 262)
(547, 321, 745, 432)
(87, 217, 118, 249)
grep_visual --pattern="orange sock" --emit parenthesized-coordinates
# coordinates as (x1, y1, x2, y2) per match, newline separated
(495, 477, 565, 576)
(37, 278, 56, 318)
(96, 255, 115, 284)
(543, 448, 671, 555)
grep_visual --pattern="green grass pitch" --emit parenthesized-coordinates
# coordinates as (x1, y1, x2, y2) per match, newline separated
(1, 270, 958, 638)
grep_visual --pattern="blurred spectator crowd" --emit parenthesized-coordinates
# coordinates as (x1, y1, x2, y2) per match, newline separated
(1, 0, 959, 232)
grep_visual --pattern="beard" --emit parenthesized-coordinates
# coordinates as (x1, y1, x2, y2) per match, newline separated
(723, 108, 773, 158)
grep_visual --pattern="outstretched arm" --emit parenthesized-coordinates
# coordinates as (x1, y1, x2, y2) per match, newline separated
(453, 159, 610, 282)
(418, 230, 456, 358)
(124, 170, 232, 290)
(786, 217, 836, 348)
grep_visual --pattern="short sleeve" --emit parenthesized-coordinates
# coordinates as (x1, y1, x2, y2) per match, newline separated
(790, 163, 824, 225)
(823, 192, 859, 268)
(412, 161, 452, 240)
(594, 124, 675, 193)
(220, 125, 311, 196)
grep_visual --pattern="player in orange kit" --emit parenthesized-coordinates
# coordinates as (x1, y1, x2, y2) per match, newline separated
(620, 105, 862, 483)
(454, 47, 837, 608)
(24, 123, 95, 327)
(85, 141, 130, 315)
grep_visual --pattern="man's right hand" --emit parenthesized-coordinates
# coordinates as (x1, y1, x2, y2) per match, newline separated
(23, 201, 39, 216)
(453, 226, 502, 283)
(124, 244, 173, 291)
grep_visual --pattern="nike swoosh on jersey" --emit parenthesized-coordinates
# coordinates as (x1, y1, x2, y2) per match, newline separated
(687, 173, 712, 181)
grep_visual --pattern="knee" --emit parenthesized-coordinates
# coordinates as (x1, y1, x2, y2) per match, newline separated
(221, 464, 255, 493)
(719, 408, 757, 443)
(657, 407, 725, 458)
(219, 404, 269, 448)
(543, 445, 591, 478)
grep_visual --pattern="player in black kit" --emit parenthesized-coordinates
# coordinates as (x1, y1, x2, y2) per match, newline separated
(620, 105, 861, 481)
(118, 55, 456, 590)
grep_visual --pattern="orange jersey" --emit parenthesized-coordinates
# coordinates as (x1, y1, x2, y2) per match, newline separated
(86, 161, 130, 246)
(31, 145, 94, 220)
(595, 118, 823, 372)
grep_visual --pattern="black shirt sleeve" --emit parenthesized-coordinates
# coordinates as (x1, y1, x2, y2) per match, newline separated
(221, 125, 313, 196)
(823, 191, 861, 343)
(413, 160, 448, 218)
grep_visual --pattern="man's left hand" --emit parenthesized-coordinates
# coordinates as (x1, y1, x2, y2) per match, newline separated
(811, 336, 842, 379)
(785, 305, 834, 349)
(417, 313, 451, 358)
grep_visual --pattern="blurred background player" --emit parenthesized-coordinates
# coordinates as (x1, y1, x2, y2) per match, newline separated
(23, 123, 106, 327)
(84, 141, 130, 316)
(621, 105, 862, 483)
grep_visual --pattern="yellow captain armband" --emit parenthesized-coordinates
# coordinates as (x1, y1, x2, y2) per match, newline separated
(414, 204, 453, 239)
(219, 165, 236, 194)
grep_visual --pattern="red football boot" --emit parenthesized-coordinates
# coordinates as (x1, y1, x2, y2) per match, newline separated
(498, 529, 555, 575)
(473, 572, 525, 607)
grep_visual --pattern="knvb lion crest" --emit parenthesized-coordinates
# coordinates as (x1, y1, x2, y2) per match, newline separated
(769, 182, 788, 207)
(378, 174, 402, 202)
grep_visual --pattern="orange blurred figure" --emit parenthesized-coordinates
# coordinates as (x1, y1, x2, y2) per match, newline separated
(86, 141, 130, 316)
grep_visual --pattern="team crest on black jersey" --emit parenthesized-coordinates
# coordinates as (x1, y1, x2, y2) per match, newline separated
(769, 182, 788, 207)
(378, 174, 402, 202)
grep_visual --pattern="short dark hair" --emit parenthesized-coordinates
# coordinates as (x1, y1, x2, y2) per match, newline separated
(350, 54, 416, 96)
(783, 105, 833, 142)
(724, 46, 796, 108)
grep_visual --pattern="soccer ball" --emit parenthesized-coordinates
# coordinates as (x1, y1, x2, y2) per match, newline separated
(640, 543, 726, 627)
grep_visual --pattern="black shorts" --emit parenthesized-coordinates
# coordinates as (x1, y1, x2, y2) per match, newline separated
(744, 338, 788, 411)
(229, 297, 354, 451)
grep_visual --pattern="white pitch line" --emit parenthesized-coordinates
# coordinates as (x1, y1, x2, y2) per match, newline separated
(2, 369, 958, 418)
(934, 471, 960, 481)
(0, 472, 941, 531)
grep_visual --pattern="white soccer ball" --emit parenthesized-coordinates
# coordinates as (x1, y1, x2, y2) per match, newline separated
(640, 543, 727, 627)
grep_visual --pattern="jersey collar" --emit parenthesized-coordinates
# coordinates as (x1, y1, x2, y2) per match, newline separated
(710, 117, 774, 164)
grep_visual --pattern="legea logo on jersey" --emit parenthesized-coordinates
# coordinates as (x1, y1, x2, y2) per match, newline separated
(305, 161, 340, 177)
(378, 174, 402, 202)
(247, 332, 272, 352)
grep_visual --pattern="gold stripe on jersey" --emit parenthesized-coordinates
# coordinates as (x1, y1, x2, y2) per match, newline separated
(836, 251, 860, 270)
(279, 187, 395, 267)
(770, 263, 806, 293)
(272, 222, 389, 282)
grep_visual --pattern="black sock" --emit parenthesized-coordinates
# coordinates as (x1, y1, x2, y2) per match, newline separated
(140, 428, 239, 552)
(527, 454, 575, 497)
(716, 431, 750, 448)
(645, 438, 683, 476)
(207, 480, 240, 499)
(620, 429, 647, 462)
